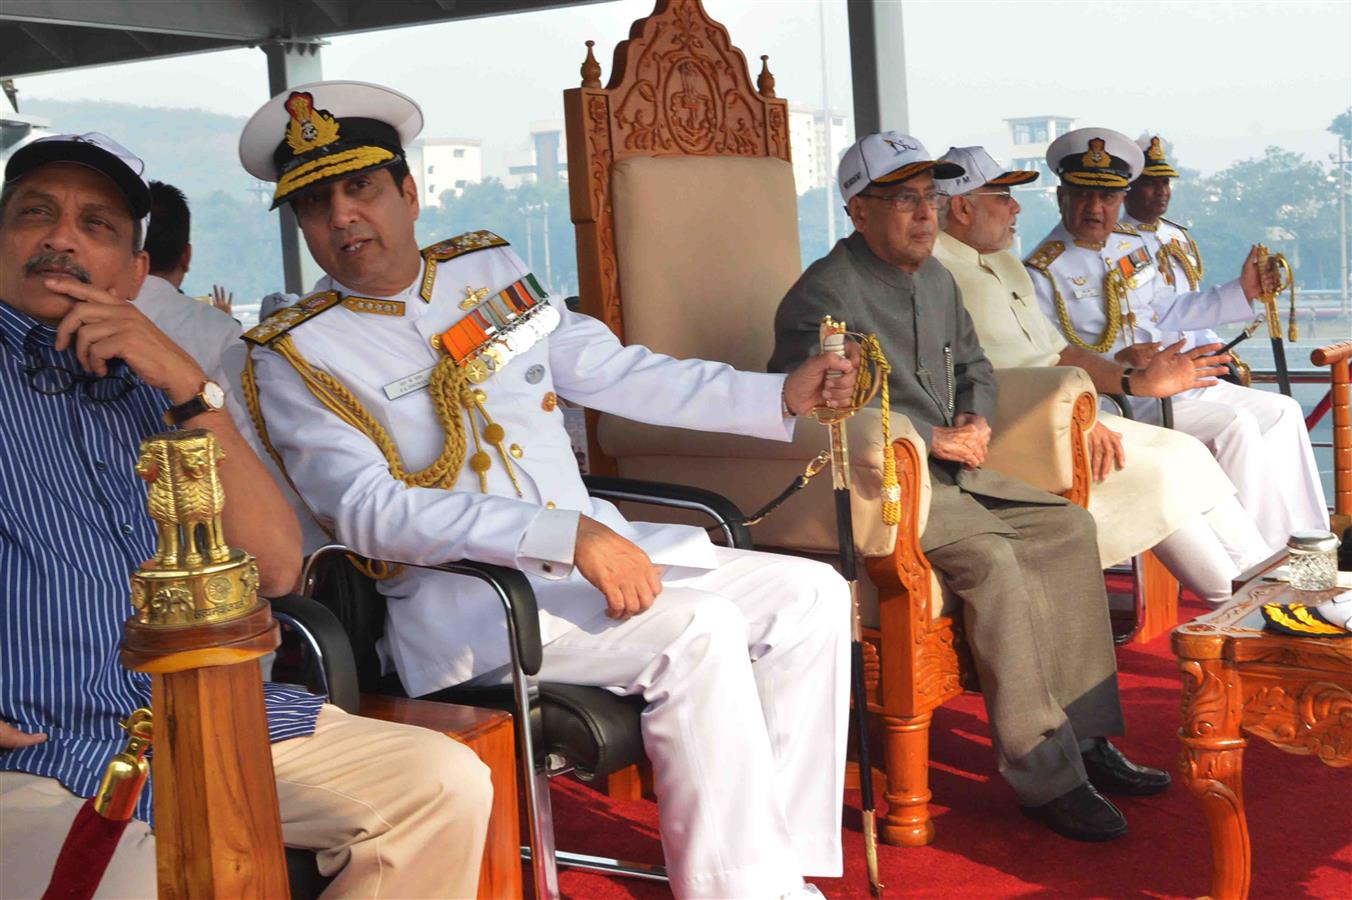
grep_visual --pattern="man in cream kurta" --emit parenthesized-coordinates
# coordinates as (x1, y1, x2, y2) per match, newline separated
(1025, 128, 1327, 551)
(239, 80, 851, 899)
(932, 147, 1268, 601)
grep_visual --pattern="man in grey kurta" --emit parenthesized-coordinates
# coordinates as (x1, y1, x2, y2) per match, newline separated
(770, 133, 1170, 842)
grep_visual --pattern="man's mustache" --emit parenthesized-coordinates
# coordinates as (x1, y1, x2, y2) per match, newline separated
(24, 251, 92, 284)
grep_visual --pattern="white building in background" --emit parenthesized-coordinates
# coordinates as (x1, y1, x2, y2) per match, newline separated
(1005, 115, 1075, 190)
(505, 120, 566, 188)
(788, 104, 849, 195)
(405, 137, 482, 207)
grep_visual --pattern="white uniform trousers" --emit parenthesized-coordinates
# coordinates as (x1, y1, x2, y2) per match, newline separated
(521, 547, 849, 899)
(1150, 496, 1272, 601)
(0, 705, 493, 899)
(1129, 381, 1328, 550)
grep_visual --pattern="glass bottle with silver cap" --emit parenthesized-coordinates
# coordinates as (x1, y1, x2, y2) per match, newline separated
(1286, 530, 1342, 591)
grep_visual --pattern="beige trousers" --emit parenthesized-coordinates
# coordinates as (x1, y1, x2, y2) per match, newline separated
(0, 705, 492, 899)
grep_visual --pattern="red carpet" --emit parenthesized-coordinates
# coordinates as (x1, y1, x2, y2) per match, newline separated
(545, 597, 1352, 899)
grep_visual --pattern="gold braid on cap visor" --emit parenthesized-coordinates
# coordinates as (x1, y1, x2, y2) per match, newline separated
(274, 145, 396, 202)
(1054, 168, 1130, 187)
(1062, 170, 1130, 189)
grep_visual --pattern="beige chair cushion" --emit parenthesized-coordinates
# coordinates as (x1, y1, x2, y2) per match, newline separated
(986, 366, 1096, 494)
(610, 155, 800, 370)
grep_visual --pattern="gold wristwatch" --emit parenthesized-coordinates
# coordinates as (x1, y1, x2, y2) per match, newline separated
(163, 380, 226, 426)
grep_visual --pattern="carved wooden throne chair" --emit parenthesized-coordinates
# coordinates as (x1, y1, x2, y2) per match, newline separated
(563, 0, 1114, 845)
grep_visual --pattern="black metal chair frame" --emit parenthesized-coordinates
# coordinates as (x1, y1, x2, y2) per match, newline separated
(275, 475, 752, 899)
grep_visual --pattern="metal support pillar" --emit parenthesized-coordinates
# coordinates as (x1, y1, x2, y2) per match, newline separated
(261, 39, 326, 295)
(846, 0, 910, 137)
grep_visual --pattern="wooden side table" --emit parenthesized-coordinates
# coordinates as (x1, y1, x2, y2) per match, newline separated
(360, 695, 522, 899)
(1171, 575, 1352, 900)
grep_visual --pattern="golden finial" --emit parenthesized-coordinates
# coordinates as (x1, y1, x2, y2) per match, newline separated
(129, 430, 262, 628)
(581, 40, 602, 88)
(94, 709, 153, 819)
(757, 54, 777, 98)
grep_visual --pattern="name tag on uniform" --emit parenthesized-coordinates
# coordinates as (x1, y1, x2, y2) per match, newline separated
(384, 365, 437, 400)
(1073, 287, 1100, 299)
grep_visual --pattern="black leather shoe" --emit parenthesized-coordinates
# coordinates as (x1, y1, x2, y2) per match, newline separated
(1021, 783, 1128, 842)
(1081, 738, 1172, 796)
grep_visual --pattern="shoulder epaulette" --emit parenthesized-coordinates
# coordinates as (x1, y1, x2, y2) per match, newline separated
(243, 290, 341, 346)
(419, 231, 511, 302)
(1024, 240, 1065, 273)
(421, 230, 509, 262)
(1112, 222, 1139, 236)
(1160, 216, 1190, 232)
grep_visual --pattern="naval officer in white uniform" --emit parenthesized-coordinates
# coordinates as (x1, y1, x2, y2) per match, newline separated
(1024, 128, 1327, 552)
(1118, 135, 1327, 547)
(932, 146, 1269, 601)
(239, 80, 854, 899)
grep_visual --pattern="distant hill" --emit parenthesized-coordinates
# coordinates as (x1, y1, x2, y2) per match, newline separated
(23, 98, 257, 197)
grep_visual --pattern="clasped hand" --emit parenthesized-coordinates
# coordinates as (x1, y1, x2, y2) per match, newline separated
(930, 412, 990, 469)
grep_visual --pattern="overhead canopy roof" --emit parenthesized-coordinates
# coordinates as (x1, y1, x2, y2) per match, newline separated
(0, 0, 603, 79)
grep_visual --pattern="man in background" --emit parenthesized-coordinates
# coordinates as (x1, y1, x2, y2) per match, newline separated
(1025, 127, 1326, 551)
(132, 181, 242, 377)
(134, 180, 329, 553)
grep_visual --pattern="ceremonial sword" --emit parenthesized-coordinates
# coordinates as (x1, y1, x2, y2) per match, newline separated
(817, 317, 884, 897)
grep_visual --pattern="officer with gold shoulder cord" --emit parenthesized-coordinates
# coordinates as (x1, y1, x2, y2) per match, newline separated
(932, 146, 1269, 602)
(239, 80, 856, 899)
(1025, 128, 1328, 552)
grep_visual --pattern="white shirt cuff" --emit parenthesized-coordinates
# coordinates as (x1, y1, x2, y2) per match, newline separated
(516, 507, 580, 580)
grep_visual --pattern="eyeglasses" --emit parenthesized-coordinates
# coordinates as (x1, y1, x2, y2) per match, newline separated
(21, 331, 135, 402)
(857, 189, 949, 212)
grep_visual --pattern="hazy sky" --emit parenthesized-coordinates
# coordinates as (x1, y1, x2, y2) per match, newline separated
(12, 0, 1350, 178)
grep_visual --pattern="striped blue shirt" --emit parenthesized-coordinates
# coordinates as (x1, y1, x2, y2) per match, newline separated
(0, 300, 322, 823)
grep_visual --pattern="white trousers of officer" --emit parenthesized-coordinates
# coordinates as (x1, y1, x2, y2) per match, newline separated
(1150, 495, 1271, 601)
(1130, 381, 1328, 551)
(529, 546, 849, 899)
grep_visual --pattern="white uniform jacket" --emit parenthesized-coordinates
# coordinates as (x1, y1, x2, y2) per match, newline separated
(249, 235, 794, 694)
(933, 232, 1234, 567)
(1024, 223, 1251, 360)
(1121, 213, 1225, 348)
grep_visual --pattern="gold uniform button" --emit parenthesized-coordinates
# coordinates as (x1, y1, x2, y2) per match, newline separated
(509, 443, 524, 458)
(541, 391, 558, 412)
(545, 501, 557, 509)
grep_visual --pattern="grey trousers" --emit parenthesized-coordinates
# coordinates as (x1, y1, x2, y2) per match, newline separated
(924, 488, 1124, 806)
